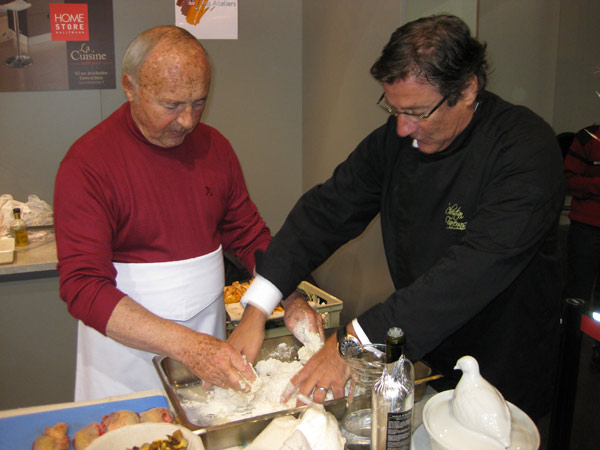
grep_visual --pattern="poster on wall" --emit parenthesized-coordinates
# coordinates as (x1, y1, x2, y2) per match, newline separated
(175, 0, 238, 40)
(0, 0, 115, 92)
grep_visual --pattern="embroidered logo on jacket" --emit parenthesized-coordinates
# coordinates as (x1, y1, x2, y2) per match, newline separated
(445, 203, 467, 230)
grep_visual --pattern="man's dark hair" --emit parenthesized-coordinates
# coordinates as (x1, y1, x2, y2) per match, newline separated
(370, 15, 488, 106)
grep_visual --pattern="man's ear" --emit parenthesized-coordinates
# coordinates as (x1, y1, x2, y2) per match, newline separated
(122, 74, 136, 102)
(462, 75, 479, 106)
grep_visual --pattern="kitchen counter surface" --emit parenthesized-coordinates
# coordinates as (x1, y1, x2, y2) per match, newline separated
(0, 233, 57, 276)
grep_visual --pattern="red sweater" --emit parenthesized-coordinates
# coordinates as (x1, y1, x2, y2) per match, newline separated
(54, 103, 271, 333)
(564, 124, 600, 227)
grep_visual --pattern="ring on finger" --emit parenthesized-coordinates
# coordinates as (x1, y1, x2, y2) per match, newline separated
(316, 386, 327, 392)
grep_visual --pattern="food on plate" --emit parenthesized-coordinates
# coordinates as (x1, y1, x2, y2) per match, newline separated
(127, 428, 189, 450)
(73, 422, 103, 450)
(224, 279, 252, 304)
(224, 279, 288, 315)
(101, 409, 141, 431)
(32, 422, 70, 450)
(140, 407, 176, 424)
(33, 406, 178, 450)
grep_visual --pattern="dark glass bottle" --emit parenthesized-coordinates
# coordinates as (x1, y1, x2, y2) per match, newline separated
(385, 326, 405, 363)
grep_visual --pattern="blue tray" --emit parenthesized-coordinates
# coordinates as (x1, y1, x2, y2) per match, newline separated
(0, 394, 169, 449)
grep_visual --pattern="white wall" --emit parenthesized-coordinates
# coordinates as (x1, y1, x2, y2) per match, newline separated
(406, 0, 477, 32)
(302, 1, 404, 323)
(0, 0, 302, 233)
(553, 0, 600, 134)
(478, 0, 600, 135)
(478, 0, 561, 126)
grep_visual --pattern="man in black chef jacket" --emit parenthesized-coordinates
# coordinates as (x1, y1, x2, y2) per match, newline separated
(230, 14, 565, 422)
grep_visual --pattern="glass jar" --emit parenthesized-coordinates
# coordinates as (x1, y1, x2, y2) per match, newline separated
(340, 343, 386, 449)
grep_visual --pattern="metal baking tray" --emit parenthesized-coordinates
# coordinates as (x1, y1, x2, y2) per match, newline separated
(153, 334, 434, 449)
(153, 334, 346, 449)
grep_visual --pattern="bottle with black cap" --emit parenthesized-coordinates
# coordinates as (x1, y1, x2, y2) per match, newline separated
(371, 327, 415, 450)
(10, 207, 28, 247)
(385, 326, 406, 364)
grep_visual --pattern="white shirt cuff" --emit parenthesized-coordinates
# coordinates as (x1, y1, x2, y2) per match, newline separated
(351, 318, 371, 345)
(240, 274, 283, 316)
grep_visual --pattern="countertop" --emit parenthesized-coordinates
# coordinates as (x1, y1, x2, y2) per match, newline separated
(0, 233, 57, 276)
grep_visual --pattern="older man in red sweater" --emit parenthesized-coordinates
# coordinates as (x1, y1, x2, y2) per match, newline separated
(53, 26, 313, 401)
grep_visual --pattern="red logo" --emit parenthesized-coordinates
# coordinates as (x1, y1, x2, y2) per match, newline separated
(49, 3, 89, 41)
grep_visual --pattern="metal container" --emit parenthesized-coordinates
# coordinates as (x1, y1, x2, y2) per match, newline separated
(225, 281, 343, 338)
(153, 334, 433, 449)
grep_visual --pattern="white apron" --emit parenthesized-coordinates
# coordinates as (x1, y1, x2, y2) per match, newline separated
(74, 246, 225, 402)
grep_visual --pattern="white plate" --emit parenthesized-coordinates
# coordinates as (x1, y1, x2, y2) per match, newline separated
(412, 425, 431, 450)
(87, 422, 204, 450)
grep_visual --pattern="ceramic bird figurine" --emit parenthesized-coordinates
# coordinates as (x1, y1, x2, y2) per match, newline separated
(451, 355, 512, 448)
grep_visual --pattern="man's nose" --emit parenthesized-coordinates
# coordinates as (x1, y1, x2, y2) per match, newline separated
(176, 105, 195, 130)
(396, 114, 417, 137)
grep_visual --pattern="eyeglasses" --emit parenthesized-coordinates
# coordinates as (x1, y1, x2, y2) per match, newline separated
(377, 93, 447, 121)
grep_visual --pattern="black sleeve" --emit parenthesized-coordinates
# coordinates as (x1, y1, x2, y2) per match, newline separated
(256, 124, 391, 297)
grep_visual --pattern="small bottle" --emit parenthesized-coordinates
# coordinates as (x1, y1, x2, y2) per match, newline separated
(385, 326, 405, 364)
(10, 207, 29, 247)
(371, 327, 415, 450)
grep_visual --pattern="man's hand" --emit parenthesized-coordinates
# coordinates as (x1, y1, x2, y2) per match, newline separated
(227, 304, 267, 363)
(280, 332, 352, 405)
(178, 332, 257, 391)
(106, 295, 256, 392)
(283, 291, 326, 347)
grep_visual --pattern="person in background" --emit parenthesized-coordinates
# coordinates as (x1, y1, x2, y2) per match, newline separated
(231, 15, 565, 422)
(564, 124, 600, 371)
(54, 26, 283, 401)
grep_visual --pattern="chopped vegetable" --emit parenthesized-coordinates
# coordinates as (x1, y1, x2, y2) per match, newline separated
(128, 429, 188, 450)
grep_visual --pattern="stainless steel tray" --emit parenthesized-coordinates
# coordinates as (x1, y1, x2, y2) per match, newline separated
(153, 334, 434, 449)
(153, 335, 346, 449)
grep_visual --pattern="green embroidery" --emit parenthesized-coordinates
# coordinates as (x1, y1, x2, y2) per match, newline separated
(445, 203, 467, 230)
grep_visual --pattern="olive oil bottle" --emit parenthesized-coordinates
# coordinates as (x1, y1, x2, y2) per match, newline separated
(10, 207, 28, 247)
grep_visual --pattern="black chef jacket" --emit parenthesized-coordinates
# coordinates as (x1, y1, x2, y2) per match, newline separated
(257, 91, 565, 421)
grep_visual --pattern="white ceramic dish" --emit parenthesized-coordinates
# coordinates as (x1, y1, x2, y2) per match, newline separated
(0, 237, 15, 264)
(411, 425, 430, 449)
(87, 422, 204, 450)
(423, 390, 540, 450)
